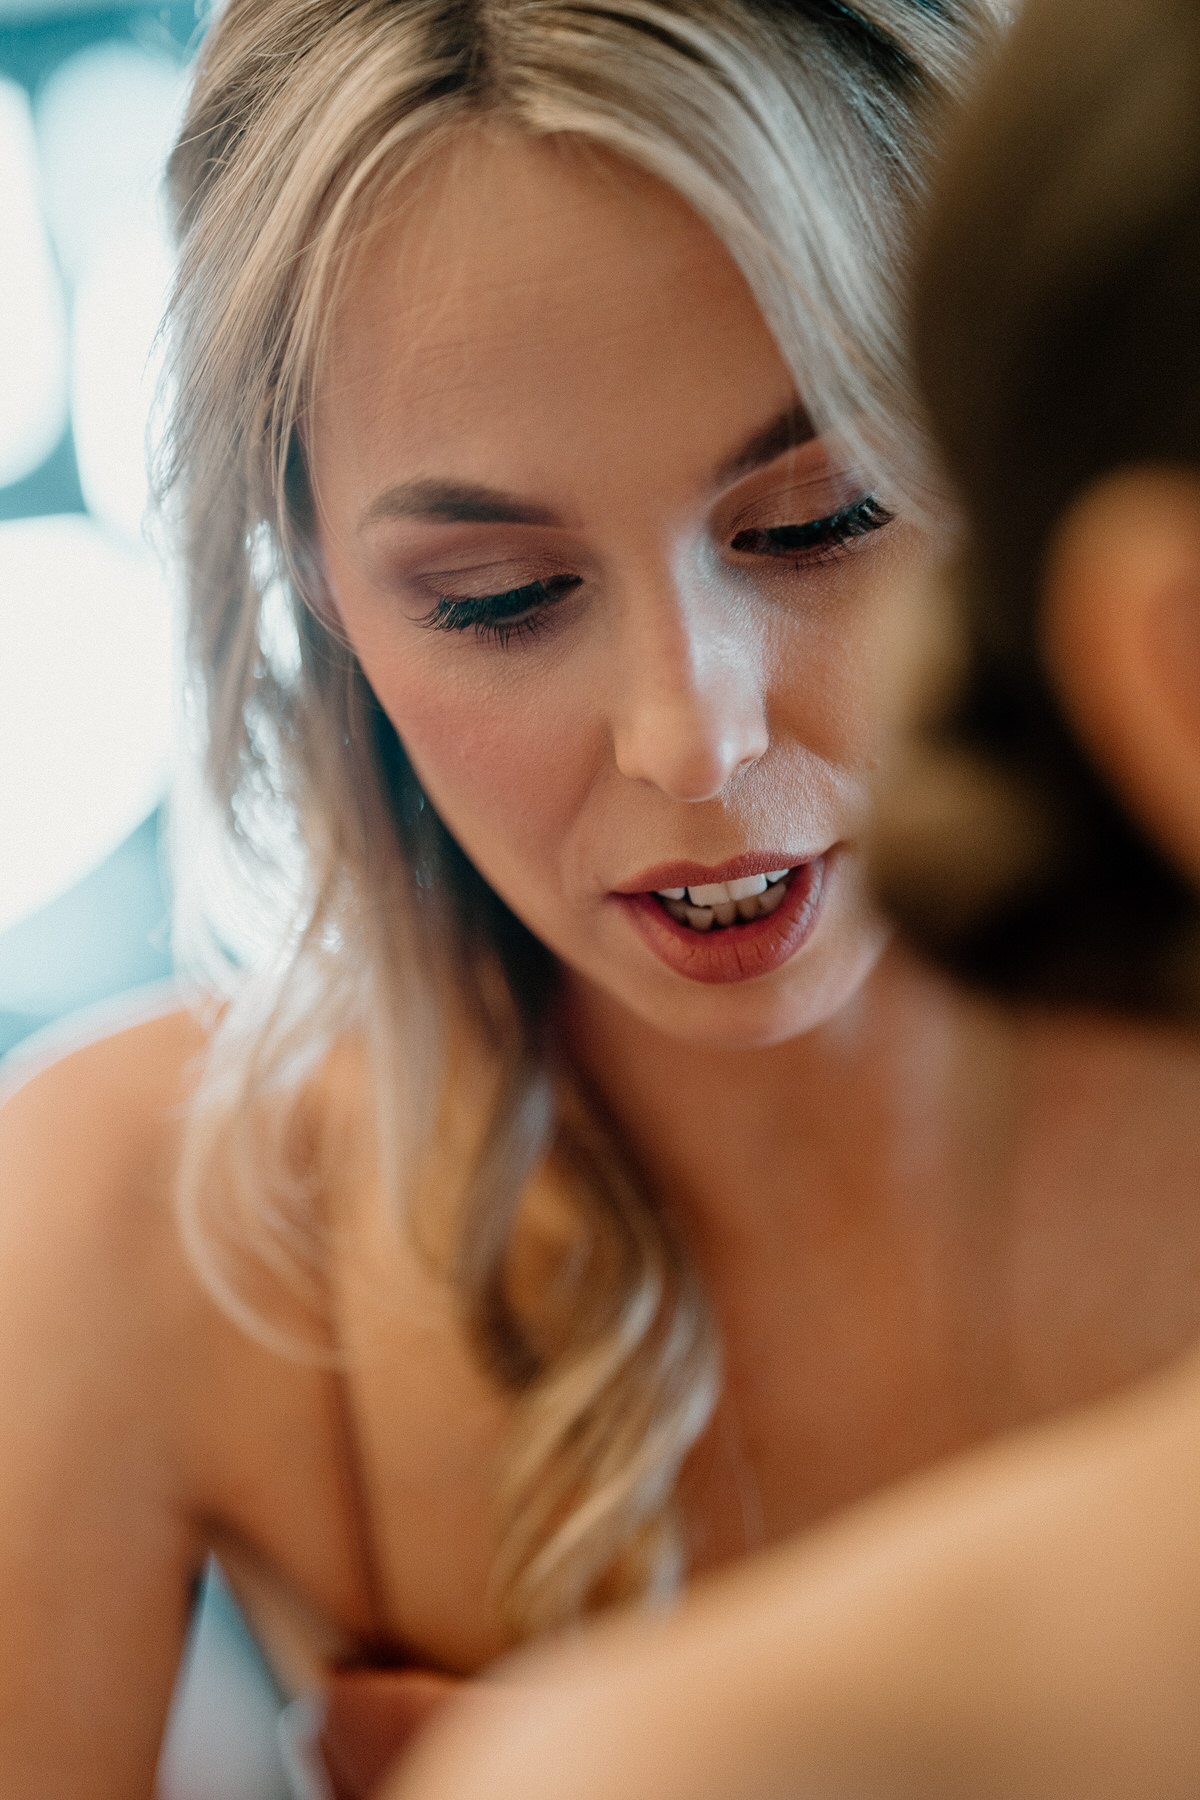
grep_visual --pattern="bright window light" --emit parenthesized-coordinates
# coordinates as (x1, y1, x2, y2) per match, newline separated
(34, 43, 186, 545)
(156, 1565, 291, 1800)
(35, 42, 185, 281)
(0, 80, 68, 487)
(0, 515, 173, 937)
(71, 221, 173, 545)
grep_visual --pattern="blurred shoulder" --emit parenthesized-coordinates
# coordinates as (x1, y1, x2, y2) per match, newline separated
(0, 988, 213, 1241)
(1, 982, 211, 1115)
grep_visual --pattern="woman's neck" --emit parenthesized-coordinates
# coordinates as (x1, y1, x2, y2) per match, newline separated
(562, 940, 1008, 1257)
(562, 941, 1022, 1547)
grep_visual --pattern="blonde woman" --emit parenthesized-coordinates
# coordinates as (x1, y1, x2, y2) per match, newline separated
(379, 0, 1200, 1795)
(7, 1, 1200, 1795)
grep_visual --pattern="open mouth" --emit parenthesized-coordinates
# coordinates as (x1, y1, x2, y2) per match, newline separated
(613, 855, 827, 985)
(652, 868, 793, 932)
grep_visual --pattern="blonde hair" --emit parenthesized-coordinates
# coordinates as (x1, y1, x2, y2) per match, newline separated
(162, 0, 997, 1641)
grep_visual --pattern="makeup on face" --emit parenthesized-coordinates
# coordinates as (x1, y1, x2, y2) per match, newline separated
(311, 129, 931, 1045)
(611, 855, 828, 985)
(354, 427, 894, 654)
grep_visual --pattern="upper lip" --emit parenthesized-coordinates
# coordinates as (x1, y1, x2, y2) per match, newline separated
(612, 851, 814, 895)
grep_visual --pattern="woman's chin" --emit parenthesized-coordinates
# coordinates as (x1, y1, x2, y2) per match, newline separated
(642, 952, 887, 1051)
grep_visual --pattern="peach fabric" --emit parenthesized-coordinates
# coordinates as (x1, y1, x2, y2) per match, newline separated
(319, 1666, 465, 1799)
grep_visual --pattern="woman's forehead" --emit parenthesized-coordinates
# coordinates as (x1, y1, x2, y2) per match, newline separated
(312, 127, 795, 507)
(343, 126, 721, 306)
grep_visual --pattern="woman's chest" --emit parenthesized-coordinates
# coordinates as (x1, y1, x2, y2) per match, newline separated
(206, 1023, 1200, 1683)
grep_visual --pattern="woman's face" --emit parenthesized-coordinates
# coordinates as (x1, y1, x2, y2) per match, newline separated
(310, 128, 935, 1049)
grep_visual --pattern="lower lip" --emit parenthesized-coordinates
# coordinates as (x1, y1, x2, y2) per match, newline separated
(612, 857, 828, 986)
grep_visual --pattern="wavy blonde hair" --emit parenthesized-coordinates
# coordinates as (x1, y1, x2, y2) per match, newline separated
(162, 0, 997, 1641)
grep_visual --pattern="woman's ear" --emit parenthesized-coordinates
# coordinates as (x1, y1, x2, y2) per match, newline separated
(1043, 466, 1200, 889)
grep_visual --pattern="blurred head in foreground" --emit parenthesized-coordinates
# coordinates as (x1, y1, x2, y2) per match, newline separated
(877, 0, 1200, 1018)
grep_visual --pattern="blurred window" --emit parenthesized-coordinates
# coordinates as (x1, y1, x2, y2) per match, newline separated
(0, 0, 196, 1055)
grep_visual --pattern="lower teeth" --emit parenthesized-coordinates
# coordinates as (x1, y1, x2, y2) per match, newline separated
(662, 873, 792, 933)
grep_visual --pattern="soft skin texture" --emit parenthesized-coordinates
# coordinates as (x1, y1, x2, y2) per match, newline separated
(378, 469, 1200, 1800)
(389, 1347, 1200, 1800)
(13, 139, 1200, 1796)
(309, 127, 913, 1050)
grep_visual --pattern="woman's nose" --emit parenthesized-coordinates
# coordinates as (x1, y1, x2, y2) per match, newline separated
(611, 583, 769, 801)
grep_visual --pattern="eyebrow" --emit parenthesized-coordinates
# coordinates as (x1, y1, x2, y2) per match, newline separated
(357, 401, 815, 534)
(359, 480, 560, 532)
(713, 401, 815, 486)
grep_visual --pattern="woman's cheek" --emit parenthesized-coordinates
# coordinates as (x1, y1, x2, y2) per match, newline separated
(764, 614, 881, 778)
(360, 639, 595, 893)
(770, 557, 928, 775)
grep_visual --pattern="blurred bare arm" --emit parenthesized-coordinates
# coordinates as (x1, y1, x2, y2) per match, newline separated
(387, 1352, 1200, 1800)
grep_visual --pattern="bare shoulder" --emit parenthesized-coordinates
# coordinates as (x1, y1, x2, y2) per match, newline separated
(0, 995, 224, 1421)
(0, 1000, 386, 1695)
(1, 987, 210, 1112)
(0, 996, 211, 1248)
(0, 1001, 223, 1790)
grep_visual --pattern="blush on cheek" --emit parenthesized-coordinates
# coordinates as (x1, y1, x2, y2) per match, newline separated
(358, 642, 591, 908)
(767, 577, 913, 775)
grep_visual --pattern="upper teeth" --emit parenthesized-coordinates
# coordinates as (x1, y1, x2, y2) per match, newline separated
(656, 870, 790, 905)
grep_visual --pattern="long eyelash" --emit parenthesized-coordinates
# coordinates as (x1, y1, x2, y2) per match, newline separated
(419, 574, 582, 644)
(416, 496, 890, 645)
(731, 494, 895, 559)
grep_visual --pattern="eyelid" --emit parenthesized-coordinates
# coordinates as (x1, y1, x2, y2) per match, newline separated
(414, 559, 566, 600)
(365, 522, 590, 597)
(730, 494, 894, 557)
(724, 475, 864, 540)
(717, 438, 860, 527)
(418, 572, 582, 642)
